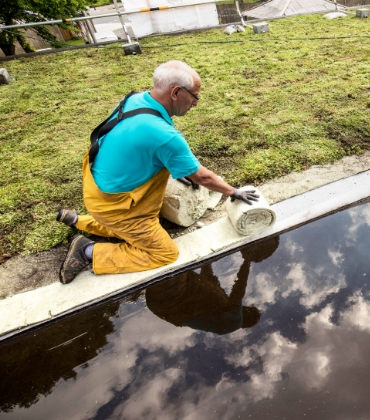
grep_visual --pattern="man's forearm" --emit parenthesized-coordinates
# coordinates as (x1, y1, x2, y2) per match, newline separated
(187, 166, 235, 195)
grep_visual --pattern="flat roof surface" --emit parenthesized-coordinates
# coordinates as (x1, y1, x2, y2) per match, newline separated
(244, 0, 340, 19)
(1, 167, 369, 339)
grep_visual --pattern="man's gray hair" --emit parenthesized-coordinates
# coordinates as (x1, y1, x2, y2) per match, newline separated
(153, 60, 198, 94)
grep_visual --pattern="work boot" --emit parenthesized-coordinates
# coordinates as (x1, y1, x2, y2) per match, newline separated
(56, 209, 79, 227)
(59, 235, 94, 284)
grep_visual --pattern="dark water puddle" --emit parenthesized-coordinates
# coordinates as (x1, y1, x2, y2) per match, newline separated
(1, 202, 370, 419)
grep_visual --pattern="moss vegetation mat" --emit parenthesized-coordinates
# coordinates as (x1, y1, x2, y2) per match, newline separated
(1, 13, 370, 262)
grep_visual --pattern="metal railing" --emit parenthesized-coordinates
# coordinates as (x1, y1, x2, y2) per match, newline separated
(1, 0, 369, 31)
(1, 0, 369, 53)
(0, 0, 238, 46)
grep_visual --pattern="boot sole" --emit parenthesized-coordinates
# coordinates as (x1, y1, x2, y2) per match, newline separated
(56, 209, 67, 223)
(56, 209, 79, 228)
(59, 236, 90, 284)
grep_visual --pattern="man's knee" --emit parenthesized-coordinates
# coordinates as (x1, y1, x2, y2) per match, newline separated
(169, 241, 179, 262)
(158, 239, 179, 265)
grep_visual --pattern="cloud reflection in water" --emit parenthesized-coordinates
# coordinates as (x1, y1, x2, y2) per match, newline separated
(1, 202, 370, 419)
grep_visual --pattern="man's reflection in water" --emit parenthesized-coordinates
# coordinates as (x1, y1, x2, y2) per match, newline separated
(146, 236, 279, 335)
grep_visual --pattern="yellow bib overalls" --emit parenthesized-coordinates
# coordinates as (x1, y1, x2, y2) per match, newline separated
(76, 153, 179, 274)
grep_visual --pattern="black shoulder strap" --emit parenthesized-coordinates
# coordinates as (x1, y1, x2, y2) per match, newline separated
(89, 91, 167, 165)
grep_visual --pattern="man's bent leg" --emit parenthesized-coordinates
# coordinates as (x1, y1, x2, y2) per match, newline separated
(76, 215, 119, 238)
(92, 219, 178, 274)
(82, 153, 177, 274)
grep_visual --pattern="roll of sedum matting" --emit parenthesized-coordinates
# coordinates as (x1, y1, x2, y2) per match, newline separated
(224, 186, 276, 236)
(160, 176, 223, 227)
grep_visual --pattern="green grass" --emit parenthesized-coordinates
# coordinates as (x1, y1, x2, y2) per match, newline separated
(91, 0, 113, 6)
(1, 13, 370, 261)
(64, 38, 85, 47)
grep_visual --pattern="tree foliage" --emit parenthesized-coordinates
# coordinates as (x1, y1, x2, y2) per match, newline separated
(0, 0, 93, 55)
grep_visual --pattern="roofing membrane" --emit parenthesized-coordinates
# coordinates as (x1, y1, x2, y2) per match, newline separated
(243, 0, 341, 19)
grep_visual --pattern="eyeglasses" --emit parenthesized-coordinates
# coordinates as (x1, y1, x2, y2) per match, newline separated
(181, 86, 200, 102)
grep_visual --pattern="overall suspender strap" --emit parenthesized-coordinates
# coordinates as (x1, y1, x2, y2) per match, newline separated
(89, 91, 166, 165)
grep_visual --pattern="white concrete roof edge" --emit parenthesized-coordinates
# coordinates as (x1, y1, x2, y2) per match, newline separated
(1, 170, 369, 339)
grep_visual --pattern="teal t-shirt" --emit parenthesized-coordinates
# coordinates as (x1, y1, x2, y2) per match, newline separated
(91, 92, 200, 193)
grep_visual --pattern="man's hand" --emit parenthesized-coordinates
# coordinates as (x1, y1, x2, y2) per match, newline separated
(177, 177, 199, 190)
(230, 188, 259, 205)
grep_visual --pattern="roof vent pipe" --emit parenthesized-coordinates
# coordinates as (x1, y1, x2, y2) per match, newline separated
(234, 0, 269, 33)
(281, 0, 293, 17)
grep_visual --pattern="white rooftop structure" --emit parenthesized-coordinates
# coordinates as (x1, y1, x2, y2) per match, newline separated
(122, 0, 219, 37)
(243, 0, 343, 19)
(93, 30, 118, 43)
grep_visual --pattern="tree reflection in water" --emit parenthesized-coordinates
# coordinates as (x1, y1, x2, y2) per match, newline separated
(0, 300, 120, 412)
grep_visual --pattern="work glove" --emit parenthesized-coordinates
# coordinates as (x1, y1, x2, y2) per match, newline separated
(230, 188, 259, 205)
(177, 177, 199, 190)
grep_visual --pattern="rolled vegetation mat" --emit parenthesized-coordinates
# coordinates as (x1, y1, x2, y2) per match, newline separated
(160, 176, 223, 227)
(224, 186, 276, 236)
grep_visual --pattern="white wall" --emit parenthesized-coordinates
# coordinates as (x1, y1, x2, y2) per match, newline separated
(122, 0, 219, 37)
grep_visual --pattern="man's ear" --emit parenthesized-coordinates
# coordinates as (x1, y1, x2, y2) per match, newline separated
(171, 86, 181, 100)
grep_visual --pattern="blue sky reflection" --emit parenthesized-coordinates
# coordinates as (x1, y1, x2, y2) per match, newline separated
(1, 202, 370, 419)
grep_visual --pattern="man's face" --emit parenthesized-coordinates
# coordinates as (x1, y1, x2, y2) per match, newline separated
(173, 78, 201, 117)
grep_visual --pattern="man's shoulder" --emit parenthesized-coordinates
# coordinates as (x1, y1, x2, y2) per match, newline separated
(126, 91, 157, 110)
(126, 92, 173, 125)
